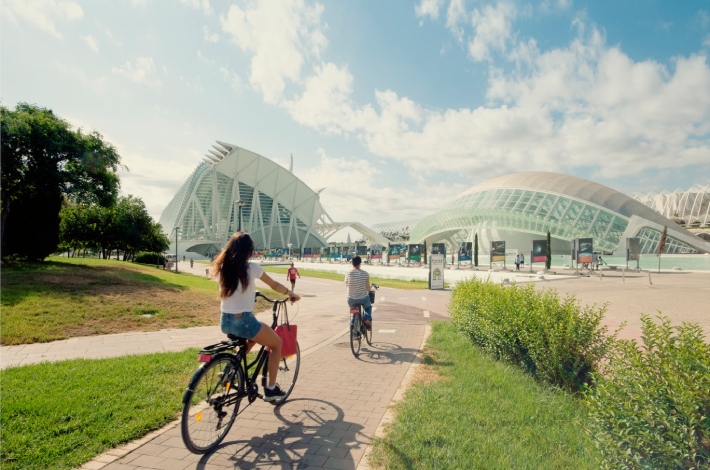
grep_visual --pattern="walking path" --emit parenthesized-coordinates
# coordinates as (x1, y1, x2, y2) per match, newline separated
(2, 260, 709, 469)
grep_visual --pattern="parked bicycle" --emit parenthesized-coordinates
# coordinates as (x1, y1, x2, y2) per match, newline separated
(350, 284, 379, 357)
(181, 292, 300, 454)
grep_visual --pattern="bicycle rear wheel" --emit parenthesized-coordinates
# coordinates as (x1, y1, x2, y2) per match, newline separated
(266, 341, 301, 404)
(350, 314, 362, 357)
(365, 320, 373, 346)
(181, 355, 243, 454)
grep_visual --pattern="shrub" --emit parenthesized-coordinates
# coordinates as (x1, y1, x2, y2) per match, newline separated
(449, 277, 613, 392)
(584, 315, 710, 469)
(134, 252, 165, 266)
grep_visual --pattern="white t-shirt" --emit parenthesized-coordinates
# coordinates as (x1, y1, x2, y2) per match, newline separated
(221, 262, 265, 314)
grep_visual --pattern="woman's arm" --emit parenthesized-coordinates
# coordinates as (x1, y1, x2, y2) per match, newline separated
(259, 272, 301, 301)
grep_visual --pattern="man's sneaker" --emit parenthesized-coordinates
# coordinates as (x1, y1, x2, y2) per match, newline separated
(264, 384, 287, 402)
(364, 319, 372, 330)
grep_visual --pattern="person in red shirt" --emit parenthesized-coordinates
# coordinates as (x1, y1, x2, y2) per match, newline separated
(287, 262, 300, 290)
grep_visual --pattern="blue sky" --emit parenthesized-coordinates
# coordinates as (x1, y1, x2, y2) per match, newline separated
(2, 0, 709, 230)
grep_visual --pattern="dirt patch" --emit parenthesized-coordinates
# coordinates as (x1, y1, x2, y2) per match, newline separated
(410, 347, 445, 386)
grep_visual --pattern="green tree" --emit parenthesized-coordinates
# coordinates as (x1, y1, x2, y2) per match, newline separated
(546, 230, 552, 270)
(1, 103, 122, 260)
(474, 233, 479, 267)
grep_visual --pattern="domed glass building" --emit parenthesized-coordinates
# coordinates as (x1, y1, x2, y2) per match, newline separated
(159, 142, 335, 256)
(409, 172, 710, 255)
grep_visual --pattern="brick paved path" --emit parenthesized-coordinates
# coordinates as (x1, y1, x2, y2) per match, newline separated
(94, 323, 425, 470)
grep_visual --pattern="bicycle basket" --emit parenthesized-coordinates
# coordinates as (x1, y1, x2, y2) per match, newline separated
(369, 291, 375, 303)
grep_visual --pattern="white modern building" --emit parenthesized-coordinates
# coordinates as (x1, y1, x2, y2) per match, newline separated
(408, 172, 710, 256)
(159, 142, 337, 258)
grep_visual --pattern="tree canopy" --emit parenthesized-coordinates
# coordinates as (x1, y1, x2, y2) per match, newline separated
(1, 103, 123, 260)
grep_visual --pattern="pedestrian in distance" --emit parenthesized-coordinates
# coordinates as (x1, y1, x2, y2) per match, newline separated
(515, 253, 521, 271)
(287, 262, 300, 290)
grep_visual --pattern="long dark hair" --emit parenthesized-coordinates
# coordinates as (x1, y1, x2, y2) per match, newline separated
(211, 232, 255, 298)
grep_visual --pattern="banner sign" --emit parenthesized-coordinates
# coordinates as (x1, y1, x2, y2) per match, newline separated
(627, 237, 640, 261)
(431, 243, 446, 256)
(578, 238, 593, 264)
(303, 247, 312, 258)
(292, 248, 301, 257)
(357, 245, 367, 256)
(458, 242, 472, 261)
(408, 244, 423, 261)
(532, 240, 547, 263)
(312, 247, 321, 258)
(490, 241, 506, 262)
(429, 254, 445, 290)
(321, 247, 330, 259)
(370, 244, 383, 259)
(388, 244, 405, 260)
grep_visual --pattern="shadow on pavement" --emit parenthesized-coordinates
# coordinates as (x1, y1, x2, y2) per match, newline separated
(355, 342, 420, 365)
(195, 399, 367, 469)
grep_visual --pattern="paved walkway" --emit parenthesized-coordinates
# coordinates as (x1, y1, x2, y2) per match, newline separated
(2, 260, 709, 469)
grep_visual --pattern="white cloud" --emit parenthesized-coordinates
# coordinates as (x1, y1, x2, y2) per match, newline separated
(415, 0, 445, 22)
(300, 150, 466, 223)
(219, 67, 243, 92)
(197, 50, 213, 65)
(445, 0, 468, 42)
(82, 34, 99, 52)
(220, 0, 327, 104)
(179, 0, 212, 15)
(1, 0, 83, 38)
(202, 25, 219, 43)
(468, 2, 518, 62)
(112, 57, 162, 87)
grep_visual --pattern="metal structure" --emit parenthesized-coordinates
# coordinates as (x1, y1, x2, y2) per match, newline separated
(159, 142, 336, 257)
(632, 184, 710, 227)
(409, 172, 710, 255)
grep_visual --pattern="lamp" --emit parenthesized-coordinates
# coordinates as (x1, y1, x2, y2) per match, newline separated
(173, 226, 180, 273)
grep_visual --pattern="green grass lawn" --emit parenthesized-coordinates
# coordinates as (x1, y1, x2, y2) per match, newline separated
(369, 321, 601, 469)
(0, 256, 274, 345)
(0, 350, 199, 470)
(262, 266, 430, 290)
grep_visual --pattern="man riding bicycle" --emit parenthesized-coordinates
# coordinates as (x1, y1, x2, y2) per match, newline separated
(345, 255, 373, 329)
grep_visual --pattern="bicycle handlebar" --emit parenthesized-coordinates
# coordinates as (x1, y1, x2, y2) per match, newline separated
(255, 291, 291, 304)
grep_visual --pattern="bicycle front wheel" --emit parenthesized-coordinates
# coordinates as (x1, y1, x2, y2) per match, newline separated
(266, 341, 301, 404)
(181, 355, 244, 454)
(350, 314, 362, 357)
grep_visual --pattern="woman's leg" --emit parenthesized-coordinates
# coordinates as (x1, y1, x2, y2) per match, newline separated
(251, 323, 282, 387)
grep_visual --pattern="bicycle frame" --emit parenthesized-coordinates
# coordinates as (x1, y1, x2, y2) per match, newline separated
(193, 293, 287, 409)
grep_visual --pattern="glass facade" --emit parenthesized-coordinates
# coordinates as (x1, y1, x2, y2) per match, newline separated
(411, 189, 631, 252)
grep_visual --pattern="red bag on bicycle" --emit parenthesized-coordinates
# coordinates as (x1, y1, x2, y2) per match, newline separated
(275, 324, 298, 358)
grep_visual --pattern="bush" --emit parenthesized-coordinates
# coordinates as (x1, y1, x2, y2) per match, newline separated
(584, 315, 710, 469)
(449, 277, 613, 392)
(134, 252, 165, 266)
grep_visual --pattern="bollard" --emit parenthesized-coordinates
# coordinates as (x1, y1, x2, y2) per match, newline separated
(648, 270, 652, 285)
(622, 268, 625, 283)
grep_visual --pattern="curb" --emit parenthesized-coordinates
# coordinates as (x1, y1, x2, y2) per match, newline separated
(356, 322, 432, 470)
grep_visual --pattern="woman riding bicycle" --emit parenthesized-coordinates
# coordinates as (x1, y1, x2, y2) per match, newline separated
(211, 232, 301, 402)
(345, 255, 373, 330)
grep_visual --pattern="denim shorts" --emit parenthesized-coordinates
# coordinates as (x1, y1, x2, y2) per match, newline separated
(220, 311, 262, 339)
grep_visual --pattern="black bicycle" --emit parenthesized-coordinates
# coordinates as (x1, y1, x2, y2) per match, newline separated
(350, 284, 379, 357)
(181, 292, 300, 454)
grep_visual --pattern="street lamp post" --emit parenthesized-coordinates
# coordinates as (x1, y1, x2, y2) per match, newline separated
(174, 226, 180, 273)
(236, 199, 245, 232)
(288, 243, 292, 260)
